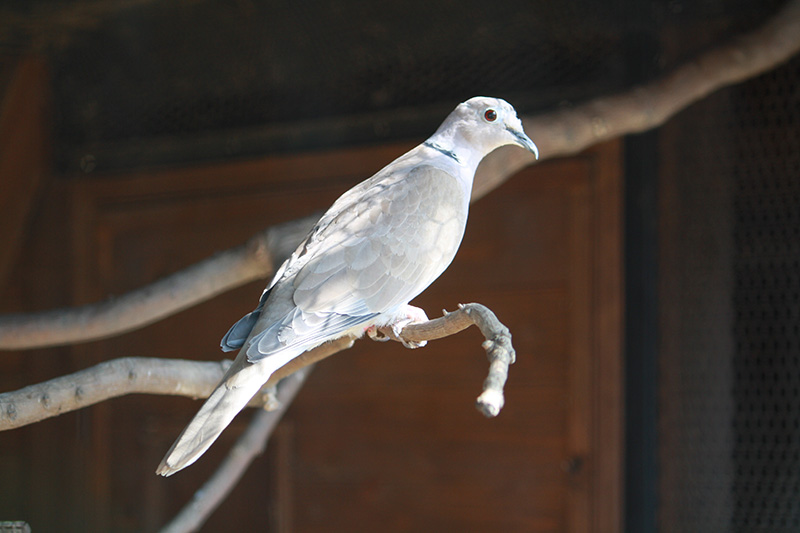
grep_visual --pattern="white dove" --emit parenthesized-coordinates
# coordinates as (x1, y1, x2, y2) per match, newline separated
(157, 96, 538, 476)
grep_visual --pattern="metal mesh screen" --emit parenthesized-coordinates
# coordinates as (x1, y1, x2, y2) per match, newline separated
(732, 58, 800, 532)
(660, 52, 800, 532)
(49, 0, 636, 173)
(658, 82, 736, 533)
(39, 0, 782, 174)
(0, 0, 763, 174)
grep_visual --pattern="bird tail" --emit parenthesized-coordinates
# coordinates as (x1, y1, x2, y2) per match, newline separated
(156, 369, 267, 476)
(156, 345, 304, 476)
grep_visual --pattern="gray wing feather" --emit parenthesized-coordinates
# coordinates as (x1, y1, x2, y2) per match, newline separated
(246, 308, 378, 360)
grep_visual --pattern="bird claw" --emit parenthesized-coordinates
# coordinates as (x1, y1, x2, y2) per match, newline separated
(390, 305, 429, 349)
(366, 325, 392, 342)
(394, 322, 427, 349)
(365, 305, 429, 348)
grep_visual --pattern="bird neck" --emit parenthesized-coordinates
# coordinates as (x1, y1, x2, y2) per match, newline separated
(422, 140, 462, 164)
(425, 128, 486, 171)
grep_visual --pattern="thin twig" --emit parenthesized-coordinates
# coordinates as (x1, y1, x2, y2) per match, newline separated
(159, 368, 310, 533)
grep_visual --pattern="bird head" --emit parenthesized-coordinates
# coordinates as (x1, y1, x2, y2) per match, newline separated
(432, 96, 539, 163)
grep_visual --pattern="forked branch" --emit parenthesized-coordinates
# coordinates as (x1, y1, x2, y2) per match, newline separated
(0, 304, 511, 431)
(157, 303, 514, 533)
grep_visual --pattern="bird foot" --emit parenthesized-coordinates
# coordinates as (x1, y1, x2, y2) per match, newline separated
(366, 305, 429, 349)
(366, 325, 392, 342)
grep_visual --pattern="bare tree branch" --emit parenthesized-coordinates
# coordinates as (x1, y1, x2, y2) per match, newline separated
(471, 0, 800, 200)
(0, 357, 226, 430)
(0, 337, 354, 431)
(0, 304, 510, 431)
(1, 0, 799, 351)
(377, 303, 515, 417)
(0, 216, 314, 350)
(155, 303, 514, 530)
(158, 368, 310, 533)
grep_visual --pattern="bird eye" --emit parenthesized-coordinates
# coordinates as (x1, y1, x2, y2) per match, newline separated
(484, 108, 498, 122)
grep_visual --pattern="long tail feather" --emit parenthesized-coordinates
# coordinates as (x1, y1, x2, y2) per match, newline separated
(156, 372, 266, 476)
(156, 349, 298, 476)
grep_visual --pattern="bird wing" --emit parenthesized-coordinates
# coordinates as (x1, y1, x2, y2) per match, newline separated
(245, 164, 469, 361)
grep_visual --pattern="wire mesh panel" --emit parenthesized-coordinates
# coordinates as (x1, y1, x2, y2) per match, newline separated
(732, 58, 800, 533)
(49, 0, 635, 173)
(660, 54, 800, 532)
(658, 84, 736, 533)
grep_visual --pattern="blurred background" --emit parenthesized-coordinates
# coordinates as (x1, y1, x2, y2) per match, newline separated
(0, 0, 798, 531)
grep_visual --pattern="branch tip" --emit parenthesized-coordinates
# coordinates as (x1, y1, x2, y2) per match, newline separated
(386, 302, 516, 418)
(476, 389, 504, 418)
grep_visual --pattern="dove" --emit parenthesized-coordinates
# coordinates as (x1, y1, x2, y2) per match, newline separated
(157, 96, 538, 476)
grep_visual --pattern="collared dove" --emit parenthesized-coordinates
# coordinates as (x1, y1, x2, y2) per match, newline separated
(157, 96, 538, 476)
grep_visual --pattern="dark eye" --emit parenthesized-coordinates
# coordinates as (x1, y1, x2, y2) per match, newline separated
(484, 108, 498, 122)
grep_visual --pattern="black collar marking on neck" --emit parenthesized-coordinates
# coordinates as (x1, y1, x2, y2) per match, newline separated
(423, 141, 461, 164)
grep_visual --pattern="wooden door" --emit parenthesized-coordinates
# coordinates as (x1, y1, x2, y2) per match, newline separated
(1, 140, 621, 532)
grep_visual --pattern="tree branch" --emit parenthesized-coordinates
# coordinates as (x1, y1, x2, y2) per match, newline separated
(3, 0, 799, 350)
(379, 303, 515, 417)
(0, 303, 511, 431)
(0, 216, 314, 350)
(471, 0, 800, 200)
(0, 337, 354, 431)
(0, 357, 225, 430)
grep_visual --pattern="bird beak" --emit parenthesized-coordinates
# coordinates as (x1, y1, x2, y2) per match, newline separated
(507, 126, 539, 160)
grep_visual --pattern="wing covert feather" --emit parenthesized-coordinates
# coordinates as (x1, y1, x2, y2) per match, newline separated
(293, 165, 468, 316)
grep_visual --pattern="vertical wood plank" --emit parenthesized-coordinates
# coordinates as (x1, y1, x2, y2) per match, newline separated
(591, 141, 624, 533)
(567, 172, 593, 533)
